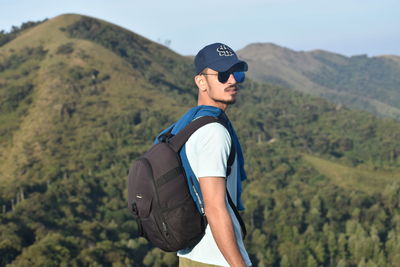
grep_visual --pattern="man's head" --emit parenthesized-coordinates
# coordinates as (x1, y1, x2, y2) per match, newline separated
(194, 43, 248, 110)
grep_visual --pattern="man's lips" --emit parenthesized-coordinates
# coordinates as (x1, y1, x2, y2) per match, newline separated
(228, 90, 237, 95)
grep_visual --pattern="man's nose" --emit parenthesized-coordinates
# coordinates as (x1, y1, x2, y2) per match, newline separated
(227, 73, 237, 84)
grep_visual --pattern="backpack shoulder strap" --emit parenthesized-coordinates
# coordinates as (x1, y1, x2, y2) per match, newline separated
(226, 139, 235, 176)
(227, 190, 247, 239)
(168, 116, 220, 152)
(225, 142, 247, 239)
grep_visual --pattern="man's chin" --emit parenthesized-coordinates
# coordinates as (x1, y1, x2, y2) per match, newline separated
(217, 99, 236, 105)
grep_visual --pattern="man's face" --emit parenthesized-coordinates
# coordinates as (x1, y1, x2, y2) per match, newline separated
(201, 69, 239, 106)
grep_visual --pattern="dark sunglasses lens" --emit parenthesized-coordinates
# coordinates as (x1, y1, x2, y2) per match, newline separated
(217, 71, 245, 83)
(217, 72, 230, 83)
(233, 72, 245, 83)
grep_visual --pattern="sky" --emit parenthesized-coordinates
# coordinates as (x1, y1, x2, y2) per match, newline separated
(1, 0, 399, 57)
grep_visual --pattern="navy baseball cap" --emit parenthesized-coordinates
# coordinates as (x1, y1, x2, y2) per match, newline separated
(194, 43, 248, 74)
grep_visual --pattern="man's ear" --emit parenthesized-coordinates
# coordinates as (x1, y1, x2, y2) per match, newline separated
(195, 75, 207, 91)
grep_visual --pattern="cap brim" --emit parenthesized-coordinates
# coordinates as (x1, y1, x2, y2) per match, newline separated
(229, 61, 248, 72)
(208, 59, 248, 72)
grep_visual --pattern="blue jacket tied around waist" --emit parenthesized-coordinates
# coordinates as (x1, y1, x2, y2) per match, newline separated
(155, 105, 247, 212)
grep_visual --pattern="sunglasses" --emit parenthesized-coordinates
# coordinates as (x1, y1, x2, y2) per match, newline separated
(200, 71, 245, 83)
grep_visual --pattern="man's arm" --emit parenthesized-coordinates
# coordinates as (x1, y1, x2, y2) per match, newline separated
(199, 177, 246, 267)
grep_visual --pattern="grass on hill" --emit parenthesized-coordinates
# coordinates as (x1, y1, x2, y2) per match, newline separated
(303, 154, 400, 194)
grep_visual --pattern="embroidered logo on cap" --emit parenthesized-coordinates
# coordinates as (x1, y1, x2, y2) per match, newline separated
(216, 45, 234, 56)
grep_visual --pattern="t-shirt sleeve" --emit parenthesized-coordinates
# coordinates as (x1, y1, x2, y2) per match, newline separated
(185, 122, 231, 178)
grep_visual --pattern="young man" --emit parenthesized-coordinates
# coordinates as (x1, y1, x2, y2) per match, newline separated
(176, 43, 252, 267)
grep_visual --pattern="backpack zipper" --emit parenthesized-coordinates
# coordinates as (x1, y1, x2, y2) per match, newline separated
(162, 222, 168, 235)
(191, 180, 205, 215)
(141, 158, 171, 242)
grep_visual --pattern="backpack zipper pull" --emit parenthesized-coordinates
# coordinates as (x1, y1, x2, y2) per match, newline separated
(192, 184, 205, 214)
(162, 221, 168, 236)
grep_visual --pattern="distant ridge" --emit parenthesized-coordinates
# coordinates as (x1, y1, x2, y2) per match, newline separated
(238, 42, 400, 120)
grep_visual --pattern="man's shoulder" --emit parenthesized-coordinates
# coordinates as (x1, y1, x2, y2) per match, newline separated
(185, 122, 231, 153)
(191, 122, 230, 141)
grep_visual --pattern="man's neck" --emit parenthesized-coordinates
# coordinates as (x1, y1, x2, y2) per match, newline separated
(197, 100, 228, 111)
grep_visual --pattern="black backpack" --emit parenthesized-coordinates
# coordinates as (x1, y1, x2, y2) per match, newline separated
(127, 116, 246, 252)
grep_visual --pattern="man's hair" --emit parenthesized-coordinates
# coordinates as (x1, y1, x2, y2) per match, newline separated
(197, 68, 209, 75)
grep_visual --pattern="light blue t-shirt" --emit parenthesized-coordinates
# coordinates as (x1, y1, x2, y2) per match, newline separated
(177, 123, 252, 267)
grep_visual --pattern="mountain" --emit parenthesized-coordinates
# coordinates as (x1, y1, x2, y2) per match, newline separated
(238, 43, 400, 120)
(1, 14, 400, 266)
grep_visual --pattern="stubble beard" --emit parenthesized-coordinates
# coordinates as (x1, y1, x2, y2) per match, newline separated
(216, 99, 236, 105)
(215, 85, 238, 105)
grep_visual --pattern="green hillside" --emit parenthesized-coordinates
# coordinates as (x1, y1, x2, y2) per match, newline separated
(1, 14, 400, 267)
(303, 154, 399, 194)
(238, 43, 400, 121)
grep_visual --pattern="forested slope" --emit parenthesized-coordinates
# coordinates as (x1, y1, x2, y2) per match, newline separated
(1, 14, 400, 266)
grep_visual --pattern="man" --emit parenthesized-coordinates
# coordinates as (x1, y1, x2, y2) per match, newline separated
(175, 43, 252, 267)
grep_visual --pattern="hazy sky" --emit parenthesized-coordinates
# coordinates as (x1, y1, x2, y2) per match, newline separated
(1, 0, 399, 57)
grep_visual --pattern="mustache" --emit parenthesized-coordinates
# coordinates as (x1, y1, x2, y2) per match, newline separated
(225, 85, 238, 91)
